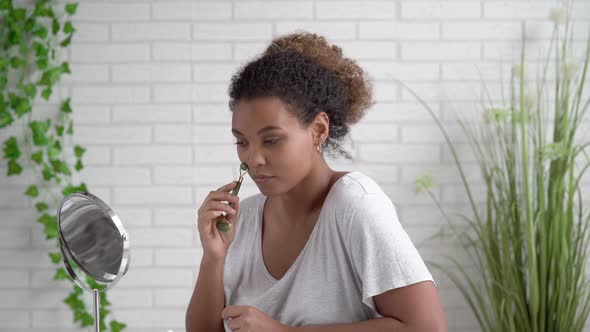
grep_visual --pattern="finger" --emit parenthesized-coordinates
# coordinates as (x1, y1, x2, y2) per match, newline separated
(226, 316, 244, 331)
(222, 305, 247, 319)
(208, 201, 237, 216)
(216, 181, 238, 192)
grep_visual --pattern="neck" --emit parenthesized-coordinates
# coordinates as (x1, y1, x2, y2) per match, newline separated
(268, 161, 336, 227)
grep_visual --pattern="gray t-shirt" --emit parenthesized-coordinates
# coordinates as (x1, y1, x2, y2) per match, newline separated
(223, 171, 434, 329)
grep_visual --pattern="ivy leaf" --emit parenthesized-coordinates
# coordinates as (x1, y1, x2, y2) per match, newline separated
(36, 57, 48, 70)
(51, 159, 71, 176)
(33, 42, 48, 57)
(12, 8, 26, 21)
(52, 18, 60, 35)
(7, 160, 22, 175)
(24, 17, 36, 32)
(63, 21, 75, 34)
(3, 137, 20, 159)
(61, 98, 72, 113)
(60, 35, 72, 47)
(41, 88, 52, 101)
(60, 62, 71, 74)
(45, 222, 58, 239)
(25, 185, 39, 198)
(54, 268, 69, 280)
(56, 126, 64, 137)
(0, 110, 13, 128)
(48, 141, 61, 160)
(110, 320, 126, 332)
(99, 292, 111, 306)
(74, 145, 85, 158)
(65, 3, 78, 15)
(32, 25, 48, 39)
(14, 98, 31, 117)
(49, 252, 62, 264)
(80, 312, 94, 327)
(75, 159, 83, 171)
(35, 202, 49, 212)
(0, 0, 11, 10)
(37, 213, 55, 226)
(31, 151, 43, 164)
(67, 120, 74, 135)
(29, 120, 50, 146)
(23, 84, 37, 98)
(64, 291, 83, 310)
(42, 163, 53, 181)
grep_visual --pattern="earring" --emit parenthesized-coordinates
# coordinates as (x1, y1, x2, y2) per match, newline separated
(316, 143, 322, 153)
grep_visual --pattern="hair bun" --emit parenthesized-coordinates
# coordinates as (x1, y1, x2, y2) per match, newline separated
(263, 32, 374, 126)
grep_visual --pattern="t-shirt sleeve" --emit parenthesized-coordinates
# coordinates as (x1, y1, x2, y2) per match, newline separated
(346, 192, 435, 314)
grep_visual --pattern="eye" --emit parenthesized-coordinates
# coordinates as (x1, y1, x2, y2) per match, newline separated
(233, 139, 280, 146)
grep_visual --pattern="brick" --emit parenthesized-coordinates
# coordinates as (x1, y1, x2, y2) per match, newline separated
(373, 82, 399, 102)
(113, 105, 192, 123)
(114, 187, 192, 205)
(193, 83, 229, 103)
(350, 123, 399, 142)
(193, 63, 238, 82)
(233, 42, 267, 61)
(154, 125, 193, 143)
(111, 308, 186, 328)
(401, 124, 469, 143)
(155, 208, 197, 226)
(152, 2, 231, 20)
(153, 43, 232, 61)
(71, 86, 150, 104)
(235, 2, 313, 19)
(360, 22, 439, 40)
(276, 22, 357, 40)
(71, 105, 110, 124)
(154, 165, 233, 185)
(74, 3, 150, 21)
(153, 84, 193, 102)
(112, 23, 191, 41)
(79, 167, 151, 185)
(193, 23, 272, 41)
(113, 146, 192, 165)
(112, 208, 152, 227)
(0, 270, 29, 287)
(0, 250, 54, 268)
(155, 248, 203, 266)
(193, 124, 234, 144)
(402, 2, 480, 19)
(71, 44, 150, 62)
(116, 268, 193, 288)
(400, 82, 481, 101)
(72, 126, 151, 144)
(71, 23, 109, 42)
(316, 1, 396, 19)
(443, 22, 521, 40)
(130, 228, 193, 247)
(112, 64, 191, 82)
(338, 41, 398, 60)
(0, 311, 28, 328)
(108, 289, 153, 308)
(154, 288, 193, 307)
(194, 144, 236, 163)
(193, 104, 233, 123)
(484, 2, 556, 19)
(442, 62, 512, 81)
(402, 42, 481, 60)
(0, 229, 30, 248)
(358, 143, 440, 163)
(359, 60, 439, 81)
(0, 190, 29, 208)
(62, 64, 109, 83)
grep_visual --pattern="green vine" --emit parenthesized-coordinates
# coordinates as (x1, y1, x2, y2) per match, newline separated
(0, 0, 125, 331)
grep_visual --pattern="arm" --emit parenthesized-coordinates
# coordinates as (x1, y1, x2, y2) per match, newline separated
(186, 256, 226, 332)
(288, 281, 447, 332)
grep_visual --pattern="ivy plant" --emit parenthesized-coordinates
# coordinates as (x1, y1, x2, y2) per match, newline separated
(0, 1, 125, 331)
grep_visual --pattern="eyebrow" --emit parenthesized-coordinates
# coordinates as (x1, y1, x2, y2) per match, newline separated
(231, 125, 283, 136)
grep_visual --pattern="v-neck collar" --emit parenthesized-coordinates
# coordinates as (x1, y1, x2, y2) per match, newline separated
(256, 171, 357, 282)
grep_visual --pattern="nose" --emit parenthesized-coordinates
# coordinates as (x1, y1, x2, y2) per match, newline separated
(245, 145, 266, 171)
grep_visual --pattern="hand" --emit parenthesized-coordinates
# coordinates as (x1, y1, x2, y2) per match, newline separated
(222, 305, 290, 332)
(196, 181, 240, 261)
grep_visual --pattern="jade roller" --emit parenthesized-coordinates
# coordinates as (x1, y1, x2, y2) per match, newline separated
(216, 162, 248, 232)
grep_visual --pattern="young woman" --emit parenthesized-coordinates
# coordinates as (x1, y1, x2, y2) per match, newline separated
(186, 32, 447, 332)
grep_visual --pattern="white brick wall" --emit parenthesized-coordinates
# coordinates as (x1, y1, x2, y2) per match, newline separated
(1, 1, 589, 331)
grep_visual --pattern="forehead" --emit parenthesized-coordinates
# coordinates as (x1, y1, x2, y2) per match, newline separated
(231, 96, 301, 134)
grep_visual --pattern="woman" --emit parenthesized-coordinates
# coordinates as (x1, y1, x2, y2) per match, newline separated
(186, 32, 447, 332)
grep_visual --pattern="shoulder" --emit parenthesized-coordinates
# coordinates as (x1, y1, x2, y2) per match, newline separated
(331, 171, 394, 216)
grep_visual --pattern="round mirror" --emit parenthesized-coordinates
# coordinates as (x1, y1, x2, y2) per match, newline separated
(57, 192, 130, 332)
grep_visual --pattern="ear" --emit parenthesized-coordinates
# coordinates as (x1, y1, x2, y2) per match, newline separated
(311, 112, 330, 144)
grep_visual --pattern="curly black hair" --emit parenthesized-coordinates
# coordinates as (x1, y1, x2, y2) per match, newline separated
(228, 32, 373, 160)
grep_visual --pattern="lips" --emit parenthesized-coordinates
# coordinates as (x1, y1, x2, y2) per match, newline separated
(254, 175, 273, 183)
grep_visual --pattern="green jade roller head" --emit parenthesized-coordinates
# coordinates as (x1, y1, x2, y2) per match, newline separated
(216, 162, 248, 232)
